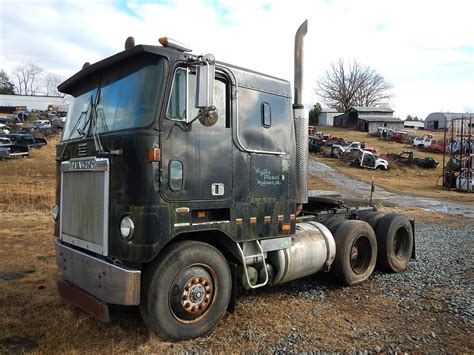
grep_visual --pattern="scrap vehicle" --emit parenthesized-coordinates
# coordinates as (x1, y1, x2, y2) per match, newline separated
(425, 140, 445, 154)
(347, 141, 377, 153)
(0, 137, 30, 159)
(387, 150, 438, 169)
(333, 141, 377, 155)
(0, 123, 10, 135)
(32, 119, 52, 129)
(413, 134, 435, 148)
(6, 133, 47, 148)
(350, 149, 389, 170)
(308, 136, 321, 153)
(54, 21, 414, 340)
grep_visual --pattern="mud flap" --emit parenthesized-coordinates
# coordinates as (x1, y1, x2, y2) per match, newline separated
(227, 262, 237, 313)
(410, 219, 416, 260)
(57, 279, 110, 322)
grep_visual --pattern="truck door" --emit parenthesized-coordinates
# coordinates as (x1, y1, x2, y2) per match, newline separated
(160, 66, 231, 202)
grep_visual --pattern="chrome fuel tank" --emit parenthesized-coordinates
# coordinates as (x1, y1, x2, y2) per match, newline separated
(268, 221, 336, 285)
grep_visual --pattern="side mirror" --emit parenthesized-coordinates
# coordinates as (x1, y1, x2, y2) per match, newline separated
(195, 54, 215, 108)
(198, 108, 218, 127)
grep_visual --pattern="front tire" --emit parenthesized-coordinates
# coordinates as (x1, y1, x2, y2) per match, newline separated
(140, 241, 231, 340)
(332, 220, 377, 286)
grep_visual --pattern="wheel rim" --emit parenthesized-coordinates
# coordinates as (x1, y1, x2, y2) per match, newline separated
(168, 264, 216, 324)
(350, 235, 372, 275)
(393, 227, 409, 260)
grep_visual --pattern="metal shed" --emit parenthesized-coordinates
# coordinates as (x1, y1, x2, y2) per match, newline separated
(424, 112, 474, 130)
(333, 106, 402, 133)
(318, 108, 339, 126)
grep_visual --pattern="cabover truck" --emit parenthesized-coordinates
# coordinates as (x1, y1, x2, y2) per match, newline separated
(54, 21, 414, 340)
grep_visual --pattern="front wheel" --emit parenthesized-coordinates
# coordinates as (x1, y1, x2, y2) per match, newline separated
(140, 241, 231, 340)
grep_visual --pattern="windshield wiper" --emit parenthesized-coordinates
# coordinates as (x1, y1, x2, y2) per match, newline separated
(59, 100, 92, 160)
(89, 91, 121, 156)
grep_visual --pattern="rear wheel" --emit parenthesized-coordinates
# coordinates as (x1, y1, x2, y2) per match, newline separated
(140, 241, 231, 340)
(375, 214, 413, 273)
(361, 212, 383, 230)
(332, 220, 377, 285)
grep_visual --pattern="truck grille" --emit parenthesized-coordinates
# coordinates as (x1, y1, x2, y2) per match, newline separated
(60, 157, 110, 256)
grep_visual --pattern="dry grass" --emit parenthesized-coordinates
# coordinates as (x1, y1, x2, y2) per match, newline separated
(0, 132, 471, 353)
(0, 136, 58, 213)
(311, 126, 473, 204)
(308, 172, 337, 191)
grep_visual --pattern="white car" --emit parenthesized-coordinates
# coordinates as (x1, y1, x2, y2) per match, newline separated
(359, 151, 389, 170)
(32, 120, 52, 129)
(413, 137, 434, 148)
(0, 123, 10, 135)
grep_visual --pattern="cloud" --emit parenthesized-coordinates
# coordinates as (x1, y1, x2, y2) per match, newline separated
(1, 0, 473, 119)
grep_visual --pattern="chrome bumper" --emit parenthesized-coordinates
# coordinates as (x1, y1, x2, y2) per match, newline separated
(55, 239, 141, 305)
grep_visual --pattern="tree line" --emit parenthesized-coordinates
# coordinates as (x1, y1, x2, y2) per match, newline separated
(0, 63, 65, 97)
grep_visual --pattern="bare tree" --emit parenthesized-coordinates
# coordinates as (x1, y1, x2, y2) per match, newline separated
(13, 62, 44, 95)
(315, 58, 393, 112)
(42, 72, 65, 96)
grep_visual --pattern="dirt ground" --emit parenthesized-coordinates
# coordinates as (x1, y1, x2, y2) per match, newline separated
(0, 133, 472, 353)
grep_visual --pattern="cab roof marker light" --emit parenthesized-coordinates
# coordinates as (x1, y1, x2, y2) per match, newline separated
(158, 37, 192, 52)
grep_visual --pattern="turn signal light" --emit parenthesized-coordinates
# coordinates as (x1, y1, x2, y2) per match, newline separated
(148, 148, 160, 162)
(281, 224, 291, 232)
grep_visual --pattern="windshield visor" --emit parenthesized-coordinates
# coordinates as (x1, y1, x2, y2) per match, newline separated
(62, 56, 164, 141)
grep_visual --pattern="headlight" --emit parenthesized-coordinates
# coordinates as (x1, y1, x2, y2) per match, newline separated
(120, 216, 135, 240)
(52, 205, 59, 220)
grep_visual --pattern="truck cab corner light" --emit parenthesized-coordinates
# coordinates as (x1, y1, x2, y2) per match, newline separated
(148, 148, 160, 162)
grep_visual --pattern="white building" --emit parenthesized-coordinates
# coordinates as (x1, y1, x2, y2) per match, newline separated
(404, 120, 424, 129)
(0, 94, 67, 112)
(318, 108, 339, 126)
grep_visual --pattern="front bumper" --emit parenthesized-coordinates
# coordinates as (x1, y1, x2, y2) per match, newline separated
(55, 239, 141, 305)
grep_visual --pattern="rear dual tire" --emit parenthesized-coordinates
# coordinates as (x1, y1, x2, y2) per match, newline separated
(375, 214, 413, 273)
(332, 220, 377, 286)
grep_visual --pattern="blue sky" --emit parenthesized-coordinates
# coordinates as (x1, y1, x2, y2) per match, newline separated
(1, 0, 473, 118)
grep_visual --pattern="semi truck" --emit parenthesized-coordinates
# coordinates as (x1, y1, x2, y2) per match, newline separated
(54, 20, 414, 340)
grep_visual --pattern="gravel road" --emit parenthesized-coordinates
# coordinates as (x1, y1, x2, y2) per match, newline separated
(308, 159, 474, 218)
(268, 221, 473, 352)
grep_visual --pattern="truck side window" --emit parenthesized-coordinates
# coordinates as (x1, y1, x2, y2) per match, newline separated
(167, 68, 188, 121)
(167, 67, 227, 128)
(261, 102, 271, 128)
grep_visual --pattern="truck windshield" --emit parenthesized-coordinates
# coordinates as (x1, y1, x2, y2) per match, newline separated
(62, 56, 164, 141)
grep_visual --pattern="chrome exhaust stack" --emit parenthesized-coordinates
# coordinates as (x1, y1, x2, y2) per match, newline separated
(293, 19, 308, 205)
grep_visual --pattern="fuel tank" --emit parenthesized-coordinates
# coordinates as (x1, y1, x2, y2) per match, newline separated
(268, 221, 336, 285)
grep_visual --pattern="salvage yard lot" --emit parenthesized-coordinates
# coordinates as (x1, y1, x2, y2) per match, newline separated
(0, 133, 472, 353)
(310, 126, 473, 204)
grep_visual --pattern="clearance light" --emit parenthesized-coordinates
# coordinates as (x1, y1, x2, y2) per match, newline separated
(158, 37, 192, 52)
(281, 224, 291, 232)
